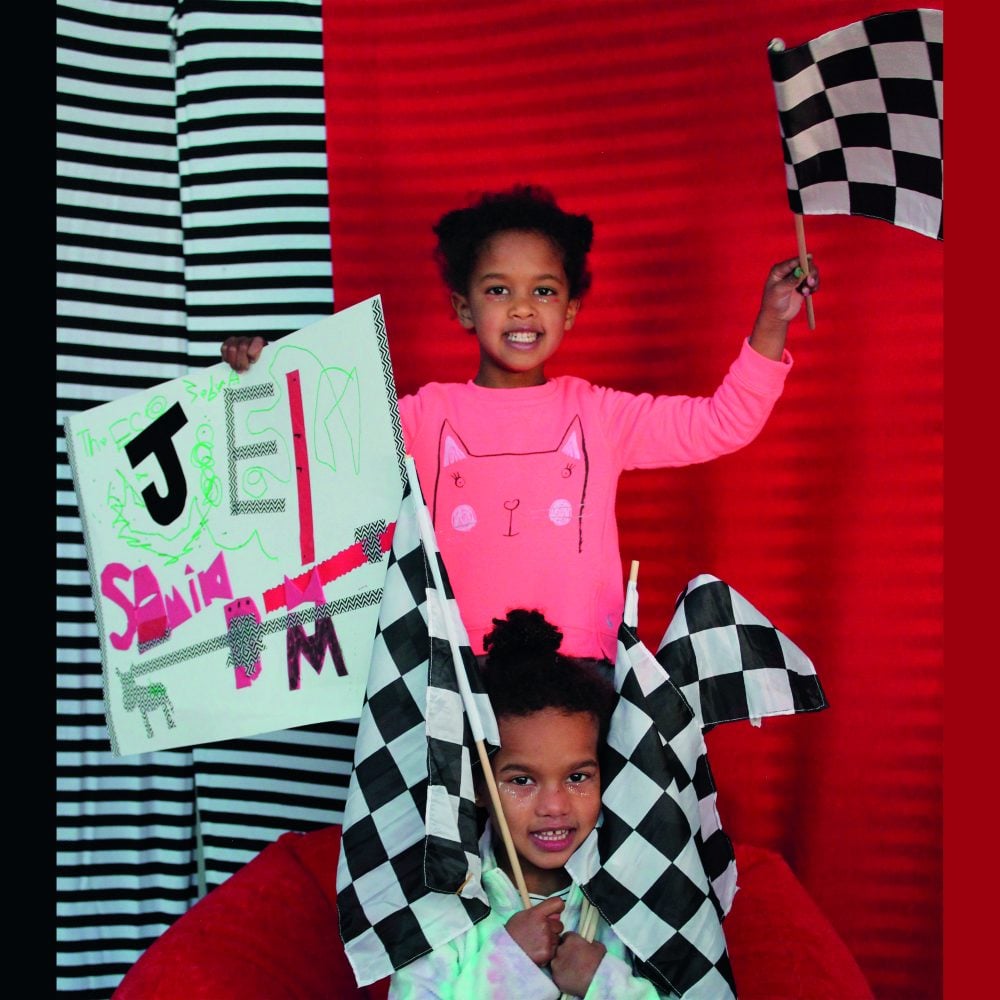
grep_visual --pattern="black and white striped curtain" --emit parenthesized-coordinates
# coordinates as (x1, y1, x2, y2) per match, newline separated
(56, 2, 355, 994)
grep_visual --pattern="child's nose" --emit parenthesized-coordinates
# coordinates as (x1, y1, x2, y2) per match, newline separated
(508, 292, 535, 317)
(536, 784, 570, 816)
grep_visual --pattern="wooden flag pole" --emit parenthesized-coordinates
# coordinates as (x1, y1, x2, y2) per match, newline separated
(557, 900, 602, 1000)
(475, 739, 532, 909)
(403, 456, 532, 910)
(793, 213, 816, 330)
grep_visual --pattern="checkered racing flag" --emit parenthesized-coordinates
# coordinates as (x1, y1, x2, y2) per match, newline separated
(768, 8, 942, 239)
(565, 574, 827, 997)
(336, 458, 500, 987)
(657, 574, 827, 732)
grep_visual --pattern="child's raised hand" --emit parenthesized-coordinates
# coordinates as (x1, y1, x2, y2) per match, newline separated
(749, 256, 821, 359)
(505, 897, 565, 967)
(551, 931, 607, 996)
(220, 335, 268, 373)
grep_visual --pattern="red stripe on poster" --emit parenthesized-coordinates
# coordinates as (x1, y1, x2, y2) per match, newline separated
(286, 369, 315, 566)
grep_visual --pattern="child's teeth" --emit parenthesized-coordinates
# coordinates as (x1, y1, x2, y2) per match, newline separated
(507, 331, 538, 343)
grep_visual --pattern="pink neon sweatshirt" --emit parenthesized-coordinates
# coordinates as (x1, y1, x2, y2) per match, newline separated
(399, 339, 792, 659)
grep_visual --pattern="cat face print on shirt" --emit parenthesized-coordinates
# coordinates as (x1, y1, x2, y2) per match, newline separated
(431, 416, 589, 553)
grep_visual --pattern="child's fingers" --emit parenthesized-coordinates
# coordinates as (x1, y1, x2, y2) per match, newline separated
(220, 335, 267, 372)
(247, 335, 268, 362)
(533, 897, 565, 918)
(771, 255, 812, 281)
(771, 256, 819, 296)
(536, 898, 564, 945)
(794, 260, 819, 296)
(220, 337, 246, 371)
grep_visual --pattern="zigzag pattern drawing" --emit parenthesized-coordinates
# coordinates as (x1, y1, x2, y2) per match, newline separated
(129, 588, 385, 677)
(117, 665, 176, 738)
(227, 613, 265, 677)
(282, 587, 383, 629)
(355, 519, 388, 563)
(372, 297, 406, 484)
(131, 634, 231, 676)
(225, 382, 286, 516)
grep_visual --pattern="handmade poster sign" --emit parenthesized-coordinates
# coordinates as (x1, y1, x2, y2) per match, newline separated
(65, 296, 406, 756)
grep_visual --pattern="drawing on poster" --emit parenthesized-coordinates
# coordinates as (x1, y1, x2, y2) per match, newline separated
(65, 297, 406, 756)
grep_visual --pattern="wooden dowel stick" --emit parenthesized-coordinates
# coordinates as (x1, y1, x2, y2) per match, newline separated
(793, 213, 816, 330)
(557, 899, 602, 999)
(403, 455, 529, 908)
(474, 738, 531, 909)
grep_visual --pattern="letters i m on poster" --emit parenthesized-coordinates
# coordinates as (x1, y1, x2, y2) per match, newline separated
(64, 297, 406, 756)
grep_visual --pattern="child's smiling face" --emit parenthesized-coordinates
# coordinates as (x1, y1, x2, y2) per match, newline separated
(452, 229, 581, 389)
(483, 707, 601, 897)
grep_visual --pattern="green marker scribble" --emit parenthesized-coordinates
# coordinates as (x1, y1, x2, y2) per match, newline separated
(253, 344, 365, 480)
(105, 468, 278, 567)
(183, 368, 242, 406)
(314, 364, 362, 476)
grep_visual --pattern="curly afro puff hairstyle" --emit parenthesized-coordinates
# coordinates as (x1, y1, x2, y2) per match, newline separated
(432, 184, 595, 300)
(481, 609, 615, 741)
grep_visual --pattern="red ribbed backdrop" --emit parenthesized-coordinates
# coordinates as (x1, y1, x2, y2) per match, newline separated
(322, 2, 943, 995)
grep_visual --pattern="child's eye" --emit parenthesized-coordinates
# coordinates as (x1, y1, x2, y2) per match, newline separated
(508, 775, 534, 786)
(568, 772, 592, 784)
(535, 287, 557, 298)
(484, 285, 508, 296)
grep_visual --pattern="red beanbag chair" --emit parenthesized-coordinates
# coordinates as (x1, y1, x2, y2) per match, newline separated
(114, 827, 871, 999)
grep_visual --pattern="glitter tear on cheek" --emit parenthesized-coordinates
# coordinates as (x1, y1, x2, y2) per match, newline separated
(568, 781, 598, 798)
(498, 781, 532, 800)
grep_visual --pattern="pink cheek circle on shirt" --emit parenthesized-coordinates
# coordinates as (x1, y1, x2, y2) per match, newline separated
(451, 504, 477, 532)
(549, 499, 573, 526)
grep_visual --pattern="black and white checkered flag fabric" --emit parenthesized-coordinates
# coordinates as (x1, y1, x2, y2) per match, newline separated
(336, 460, 500, 987)
(566, 574, 827, 998)
(768, 8, 942, 240)
(566, 606, 735, 997)
(657, 574, 827, 731)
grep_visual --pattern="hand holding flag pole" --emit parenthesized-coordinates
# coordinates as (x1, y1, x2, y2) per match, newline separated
(793, 214, 816, 330)
(767, 8, 942, 332)
(475, 739, 531, 909)
(768, 36, 816, 333)
(769, 11, 944, 332)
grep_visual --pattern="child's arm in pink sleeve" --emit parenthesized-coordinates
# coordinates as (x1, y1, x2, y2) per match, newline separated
(602, 337, 792, 470)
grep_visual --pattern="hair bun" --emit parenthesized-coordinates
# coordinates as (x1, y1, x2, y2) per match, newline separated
(483, 609, 562, 662)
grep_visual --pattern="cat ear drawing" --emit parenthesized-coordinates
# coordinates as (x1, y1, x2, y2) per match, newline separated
(441, 427, 470, 468)
(557, 416, 584, 461)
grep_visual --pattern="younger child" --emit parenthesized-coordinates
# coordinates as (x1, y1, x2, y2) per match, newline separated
(222, 185, 818, 660)
(388, 608, 667, 999)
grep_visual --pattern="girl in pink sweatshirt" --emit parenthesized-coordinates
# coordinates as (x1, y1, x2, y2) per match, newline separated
(222, 185, 818, 660)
